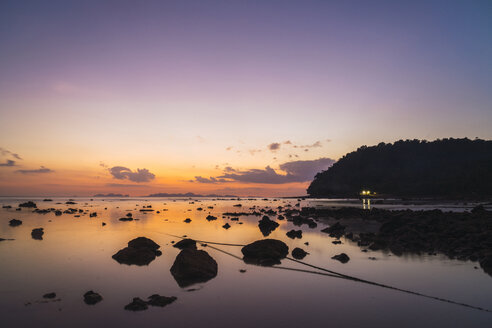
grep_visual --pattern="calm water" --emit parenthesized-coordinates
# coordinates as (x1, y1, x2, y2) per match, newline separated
(0, 197, 491, 328)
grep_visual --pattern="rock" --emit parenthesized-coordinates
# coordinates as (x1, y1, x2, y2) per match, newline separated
(184, 218, 192, 223)
(65, 201, 76, 205)
(321, 222, 346, 238)
(43, 292, 56, 299)
(119, 217, 133, 221)
(258, 216, 279, 237)
(222, 223, 231, 229)
(230, 217, 239, 221)
(128, 237, 160, 250)
(480, 254, 492, 275)
(31, 228, 44, 240)
(9, 219, 22, 227)
(83, 291, 103, 305)
(147, 294, 177, 307)
(292, 247, 308, 259)
(173, 239, 197, 250)
(102, 222, 106, 226)
(124, 297, 148, 311)
(241, 239, 289, 266)
(286, 229, 302, 239)
(89, 212, 97, 217)
(332, 240, 342, 245)
(239, 269, 246, 273)
(332, 253, 350, 263)
(19, 201, 37, 208)
(112, 237, 161, 266)
(170, 249, 218, 287)
(54, 210, 62, 216)
(206, 215, 217, 221)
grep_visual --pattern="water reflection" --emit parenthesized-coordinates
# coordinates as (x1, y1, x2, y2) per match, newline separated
(0, 197, 491, 328)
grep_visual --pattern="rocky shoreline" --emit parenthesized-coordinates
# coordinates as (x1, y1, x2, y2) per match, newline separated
(289, 205, 492, 275)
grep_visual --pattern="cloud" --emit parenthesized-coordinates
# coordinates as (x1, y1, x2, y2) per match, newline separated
(268, 142, 281, 151)
(194, 158, 335, 184)
(193, 176, 230, 183)
(0, 160, 16, 167)
(109, 166, 155, 183)
(106, 183, 149, 188)
(293, 141, 322, 149)
(16, 166, 54, 174)
(0, 147, 22, 160)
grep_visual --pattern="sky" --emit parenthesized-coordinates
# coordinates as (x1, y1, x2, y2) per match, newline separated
(0, 0, 491, 197)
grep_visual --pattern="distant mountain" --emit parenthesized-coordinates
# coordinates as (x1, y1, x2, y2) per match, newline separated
(93, 193, 129, 197)
(146, 192, 237, 198)
(307, 138, 492, 199)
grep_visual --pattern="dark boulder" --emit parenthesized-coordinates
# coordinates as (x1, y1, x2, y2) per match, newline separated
(9, 219, 22, 227)
(173, 239, 197, 250)
(128, 237, 160, 251)
(258, 216, 279, 237)
(119, 217, 133, 221)
(480, 254, 492, 275)
(241, 239, 288, 266)
(184, 218, 192, 223)
(43, 292, 56, 299)
(332, 253, 350, 263)
(206, 215, 217, 221)
(31, 228, 44, 240)
(112, 237, 161, 266)
(19, 201, 36, 208)
(147, 294, 177, 307)
(286, 229, 302, 239)
(222, 223, 231, 229)
(124, 297, 148, 311)
(292, 247, 308, 259)
(170, 248, 218, 287)
(83, 291, 103, 305)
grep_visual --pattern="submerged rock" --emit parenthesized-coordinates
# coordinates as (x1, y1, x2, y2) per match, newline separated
(286, 229, 302, 239)
(332, 253, 350, 263)
(170, 248, 218, 287)
(31, 228, 44, 240)
(124, 297, 148, 311)
(147, 294, 177, 307)
(43, 292, 56, 299)
(9, 219, 22, 227)
(112, 237, 161, 266)
(83, 291, 103, 305)
(258, 216, 279, 237)
(292, 247, 308, 259)
(173, 238, 197, 250)
(241, 239, 288, 266)
(321, 222, 346, 238)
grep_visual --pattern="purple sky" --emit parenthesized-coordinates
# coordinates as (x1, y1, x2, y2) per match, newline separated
(0, 0, 491, 196)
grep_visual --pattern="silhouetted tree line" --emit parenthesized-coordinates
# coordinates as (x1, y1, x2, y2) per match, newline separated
(307, 138, 492, 198)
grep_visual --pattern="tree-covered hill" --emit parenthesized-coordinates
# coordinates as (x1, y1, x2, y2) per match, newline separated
(307, 138, 492, 198)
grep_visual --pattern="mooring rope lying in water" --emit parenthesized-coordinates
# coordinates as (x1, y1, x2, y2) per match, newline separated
(162, 233, 492, 313)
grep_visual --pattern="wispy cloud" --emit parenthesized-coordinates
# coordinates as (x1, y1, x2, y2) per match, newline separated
(16, 166, 54, 174)
(0, 147, 22, 160)
(106, 183, 149, 188)
(109, 166, 155, 182)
